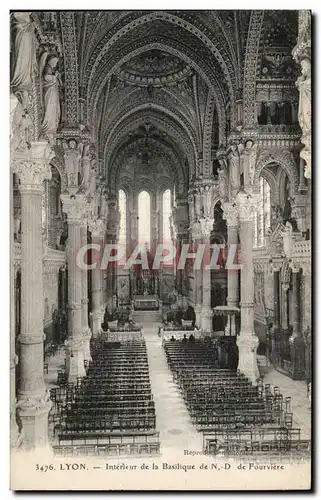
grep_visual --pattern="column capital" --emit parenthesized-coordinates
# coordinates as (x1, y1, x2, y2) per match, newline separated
(13, 141, 53, 191)
(61, 193, 90, 223)
(270, 258, 283, 272)
(222, 202, 239, 227)
(289, 260, 301, 273)
(88, 217, 105, 237)
(189, 218, 214, 240)
(235, 191, 260, 222)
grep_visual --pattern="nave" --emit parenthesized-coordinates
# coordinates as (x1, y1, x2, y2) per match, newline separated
(43, 318, 310, 462)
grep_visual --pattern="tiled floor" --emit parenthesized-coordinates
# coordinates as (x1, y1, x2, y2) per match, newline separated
(142, 321, 203, 455)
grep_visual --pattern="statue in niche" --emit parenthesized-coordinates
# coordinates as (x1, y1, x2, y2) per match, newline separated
(11, 12, 37, 110)
(202, 185, 212, 218)
(80, 144, 91, 190)
(40, 50, 62, 144)
(241, 140, 256, 188)
(283, 221, 293, 258)
(217, 158, 228, 201)
(10, 93, 33, 151)
(296, 58, 311, 145)
(88, 165, 97, 196)
(63, 139, 82, 187)
(228, 144, 241, 193)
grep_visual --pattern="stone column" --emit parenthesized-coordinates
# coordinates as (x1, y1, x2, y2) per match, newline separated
(236, 192, 260, 384)
(281, 283, 290, 330)
(200, 218, 214, 331)
(89, 218, 105, 336)
(10, 175, 20, 448)
(223, 202, 239, 336)
(14, 141, 53, 450)
(80, 223, 92, 362)
(61, 194, 89, 382)
(289, 263, 305, 379)
(271, 261, 282, 335)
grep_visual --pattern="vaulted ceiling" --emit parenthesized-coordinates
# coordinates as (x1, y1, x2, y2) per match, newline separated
(35, 11, 298, 196)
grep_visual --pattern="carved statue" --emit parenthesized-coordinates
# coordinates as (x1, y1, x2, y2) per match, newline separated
(241, 140, 256, 187)
(100, 190, 108, 219)
(40, 52, 61, 144)
(63, 139, 82, 187)
(11, 12, 37, 110)
(89, 165, 97, 196)
(10, 93, 33, 151)
(228, 144, 241, 193)
(188, 194, 195, 224)
(201, 185, 212, 218)
(283, 221, 293, 257)
(296, 58, 311, 145)
(80, 145, 91, 189)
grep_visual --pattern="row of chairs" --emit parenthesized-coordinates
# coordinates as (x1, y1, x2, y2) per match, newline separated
(163, 337, 308, 460)
(52, 336, 159, 456)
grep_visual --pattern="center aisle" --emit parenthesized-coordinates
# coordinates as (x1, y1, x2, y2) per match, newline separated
(142, 321, 204, 456)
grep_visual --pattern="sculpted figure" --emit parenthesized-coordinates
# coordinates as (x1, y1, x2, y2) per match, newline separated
(217, 155, 228, 200)
(100, 190, 108, 219)
(40, 52, 61, 144)
(63, 139, 82, 187)
(11, 12, 37, 109)
(241, 140, 256, 187)
(80, 145, 91, 189)
(229, 144, 241, 193)
(296, 58, 311, 144)
(10, 93, 33, 152)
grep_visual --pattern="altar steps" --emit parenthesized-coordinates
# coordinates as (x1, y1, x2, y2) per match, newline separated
(132, 311, 162, 324)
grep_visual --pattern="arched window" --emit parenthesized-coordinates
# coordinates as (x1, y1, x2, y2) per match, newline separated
(253, 177, 271, 248)
(162, 189, 172, 243)
(138, 190, 150, 248)
(118, 189, 127, 253)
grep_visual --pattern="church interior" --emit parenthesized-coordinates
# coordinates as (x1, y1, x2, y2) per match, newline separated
(10, 11, 311, 461)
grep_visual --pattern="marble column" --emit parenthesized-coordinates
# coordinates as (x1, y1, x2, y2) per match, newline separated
(289, 263, 305, 379)
(200, 218, 215, 331)
(14, 141, 53, 450)
(80, 223, 92, 362)
(89, 218, 105, 336)
(272, 262, 282, 335)
(281, 283, 290, 330)
(236, 192, 260, 384)
(10, 175, 20, 448)
(61, 194, 89, 382)
(223, 202, 239, 336)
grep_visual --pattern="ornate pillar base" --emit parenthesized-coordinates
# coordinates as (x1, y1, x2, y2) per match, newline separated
(237, 334, 260, 385)
(289, 335, 306, 380)
(17, 393, 52, 451)
(67, 339, 86, 382)
(11, 414, 22, 450)
(83, 328, 92, 363)
(91, 310, 103, 337)
(201, 307, 213, 331)
(194, 304, 202, 329)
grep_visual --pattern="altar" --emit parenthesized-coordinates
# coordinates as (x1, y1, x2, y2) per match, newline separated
(133, 295, 159, 311)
